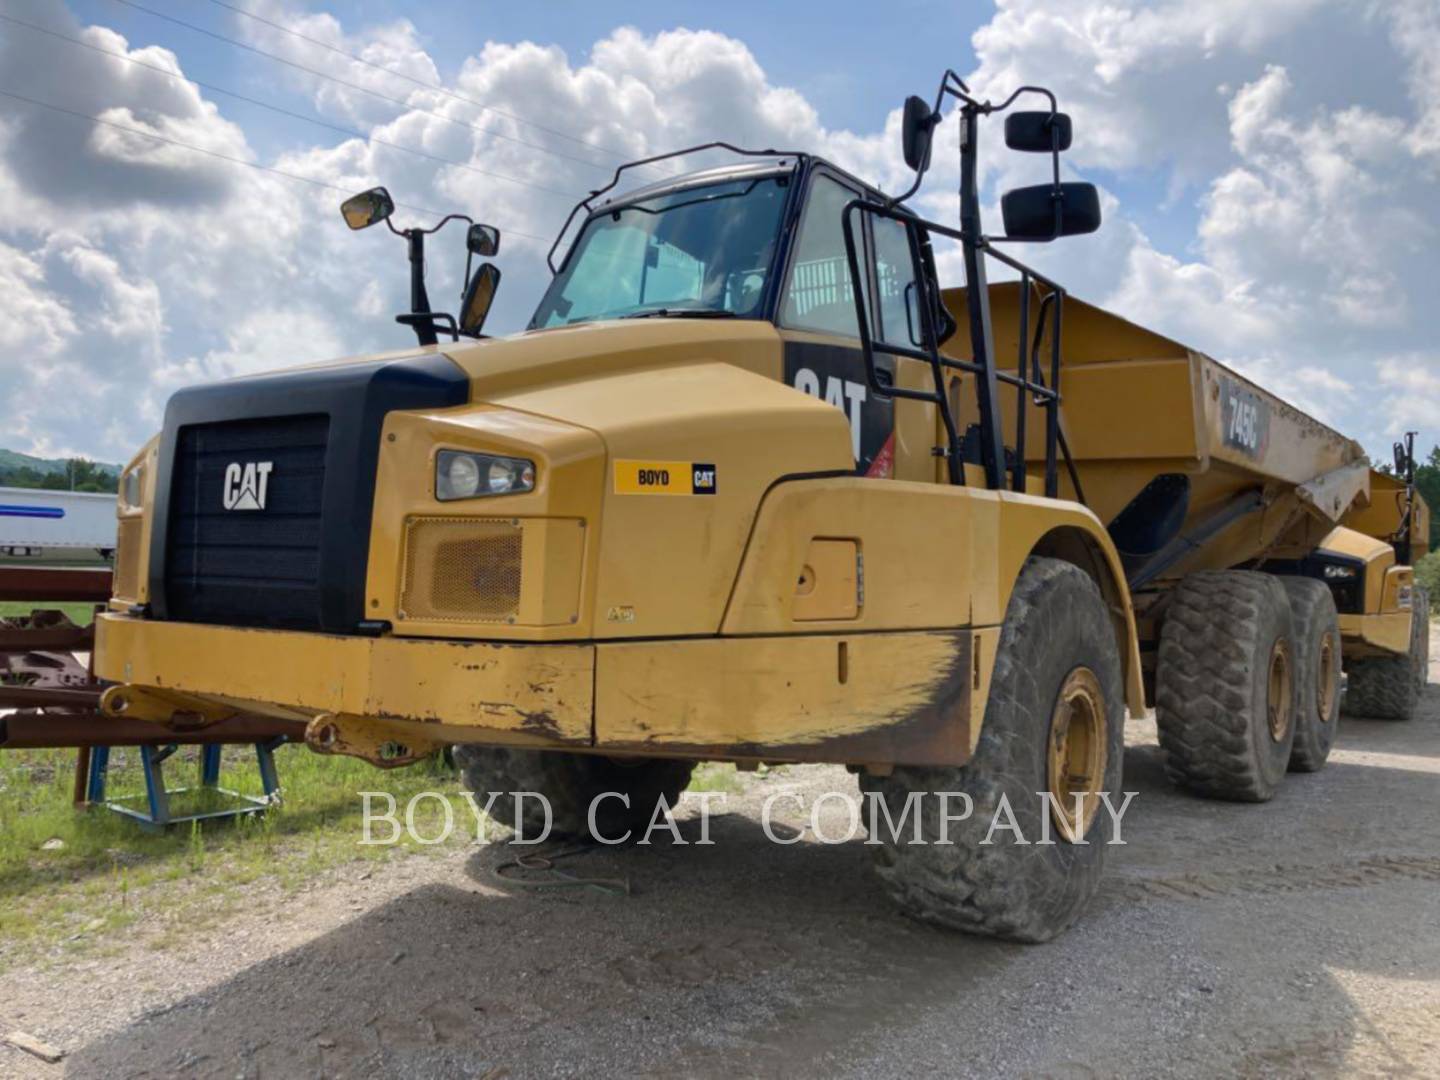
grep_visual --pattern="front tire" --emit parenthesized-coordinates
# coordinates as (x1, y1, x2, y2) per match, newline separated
(859, 557, 1126, 943)
(454, 746, 694, 841)
(1342, 586, 1428, 722)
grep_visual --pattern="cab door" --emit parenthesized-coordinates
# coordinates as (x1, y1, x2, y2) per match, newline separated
(776, 171, 896, 478)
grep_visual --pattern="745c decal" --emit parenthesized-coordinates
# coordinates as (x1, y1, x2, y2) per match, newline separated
(614, 460, 717, 496)
(1218, 375, 1270, 460)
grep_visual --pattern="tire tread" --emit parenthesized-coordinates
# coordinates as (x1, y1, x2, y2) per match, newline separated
(1155, 571, 1295, 802)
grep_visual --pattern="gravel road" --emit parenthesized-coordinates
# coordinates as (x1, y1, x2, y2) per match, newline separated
(4, 626, 1439, 1078)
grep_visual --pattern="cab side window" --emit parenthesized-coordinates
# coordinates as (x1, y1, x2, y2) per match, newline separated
(871, 215, 924, 349)
(780, 175, 866, 338)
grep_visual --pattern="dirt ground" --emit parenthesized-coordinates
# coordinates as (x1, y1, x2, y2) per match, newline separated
(4, 627, 1439, 1079)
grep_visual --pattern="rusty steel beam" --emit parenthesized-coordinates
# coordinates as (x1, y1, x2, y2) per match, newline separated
(0, 685, 99, 709)
(0, 625, 94, 651)
(0, 565, 112, 602)
(0, 711, 308, 749)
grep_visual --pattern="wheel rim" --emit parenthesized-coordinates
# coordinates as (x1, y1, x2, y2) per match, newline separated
(1316, 631, 1337, 723)
(1267, 639, 1293, 742)
(1047, 667, 1107, 844)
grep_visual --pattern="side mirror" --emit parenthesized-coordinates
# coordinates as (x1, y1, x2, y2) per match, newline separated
(1004, 111, 1073, 153)
(467, 223, 500, 257)
(459, 263, 501, 336)
(1000, 182, 1101, 240)
(340, 186, 394, 230)
(901, 95, 938, 172)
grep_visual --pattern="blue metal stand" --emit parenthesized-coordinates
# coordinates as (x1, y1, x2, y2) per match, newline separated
(84, 739, 284, 831)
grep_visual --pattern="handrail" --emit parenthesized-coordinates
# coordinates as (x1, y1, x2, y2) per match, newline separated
(840, 198, 1082, 500)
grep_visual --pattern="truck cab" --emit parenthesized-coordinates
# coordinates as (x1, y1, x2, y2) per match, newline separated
(532, 155, 916, 478)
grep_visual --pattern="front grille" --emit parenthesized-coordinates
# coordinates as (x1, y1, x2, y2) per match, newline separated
(1263, 554, 1364, 614)
(164, 415, 329, 628)
(399, 517, 523, 623)
(1323, 575, 1363, 615)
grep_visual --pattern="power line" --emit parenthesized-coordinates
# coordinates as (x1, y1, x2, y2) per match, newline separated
(105, 0, 628, 177)
(0, 86, 551, 241)
(203, 0, 652, 171)
(0, 12, 583, 202)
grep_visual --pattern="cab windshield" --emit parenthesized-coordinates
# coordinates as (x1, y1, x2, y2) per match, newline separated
(529, 174, 792, 328)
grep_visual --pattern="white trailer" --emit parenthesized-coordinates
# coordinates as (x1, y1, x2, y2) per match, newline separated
(0, 487, 117, 561)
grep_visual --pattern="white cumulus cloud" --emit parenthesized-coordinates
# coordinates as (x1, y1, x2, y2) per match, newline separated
(0, 0, 1435, 468)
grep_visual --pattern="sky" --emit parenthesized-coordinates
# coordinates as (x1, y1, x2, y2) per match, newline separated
(1, 0, 1437, 467)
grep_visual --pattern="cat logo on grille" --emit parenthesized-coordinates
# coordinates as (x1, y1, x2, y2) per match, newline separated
(222, 461, 274, 511)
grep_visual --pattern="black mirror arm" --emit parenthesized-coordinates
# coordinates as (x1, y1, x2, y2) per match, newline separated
(889, 73, 1059, 207)
(397, 312, 458, 343)
(891, 161, 929, 207)
(419, 213, 473, 236)
(385, 212, 473, 239)
(890, 76, 956, 206)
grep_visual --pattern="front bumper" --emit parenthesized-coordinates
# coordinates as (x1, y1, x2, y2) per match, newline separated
(95, 612, 593, 746)
(95, 613, 979, 768)
(1338, 611, 1412, 657)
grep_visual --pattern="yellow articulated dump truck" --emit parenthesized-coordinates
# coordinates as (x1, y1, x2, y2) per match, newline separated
(1330, 442, 1431, 719)
(95, 73, 1429, 941)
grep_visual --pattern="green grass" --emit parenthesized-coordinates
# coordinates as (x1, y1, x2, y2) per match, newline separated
(0, 600, 98, 625)
(0, 745, 474, 971)
(685, 762, 789, 794)
(686, 762, 747, 794)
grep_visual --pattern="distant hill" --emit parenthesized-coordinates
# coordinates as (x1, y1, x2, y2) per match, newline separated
(0, 449, 122, 477)
(0, 450, 122, 493)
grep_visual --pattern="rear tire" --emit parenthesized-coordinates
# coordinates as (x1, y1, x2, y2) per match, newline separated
(454, 746, 694, 841)
(1343, 586, 1428, 721)
(859, 557, 1125, 943)
(1156, 571, 1296, 802)
(1279, 577, 1341, 772)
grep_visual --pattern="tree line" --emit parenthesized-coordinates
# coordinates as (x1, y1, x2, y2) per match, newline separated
(0, 458, 118, 494)
(1382, 444, 1439, 601)
(1416, 446, 1440, 553)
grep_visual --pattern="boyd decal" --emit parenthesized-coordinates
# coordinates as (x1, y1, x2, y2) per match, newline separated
(222, 460, 274, 511)
(614, 460, 719, 496)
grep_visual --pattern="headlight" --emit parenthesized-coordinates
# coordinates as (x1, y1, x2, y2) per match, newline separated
(120, 465, 144, 510)
(436, 450, 535, 501)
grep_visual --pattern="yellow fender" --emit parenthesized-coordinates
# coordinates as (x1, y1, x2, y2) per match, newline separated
(723, 478, 1145, 725)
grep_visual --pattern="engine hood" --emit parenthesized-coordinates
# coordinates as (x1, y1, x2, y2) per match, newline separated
(441, 317, 788, 398)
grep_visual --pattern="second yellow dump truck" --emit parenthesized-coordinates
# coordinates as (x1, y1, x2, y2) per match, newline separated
(95, 74, 1429, 941)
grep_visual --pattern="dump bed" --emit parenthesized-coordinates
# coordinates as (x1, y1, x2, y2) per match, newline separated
(940, 283, 1370, 586)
